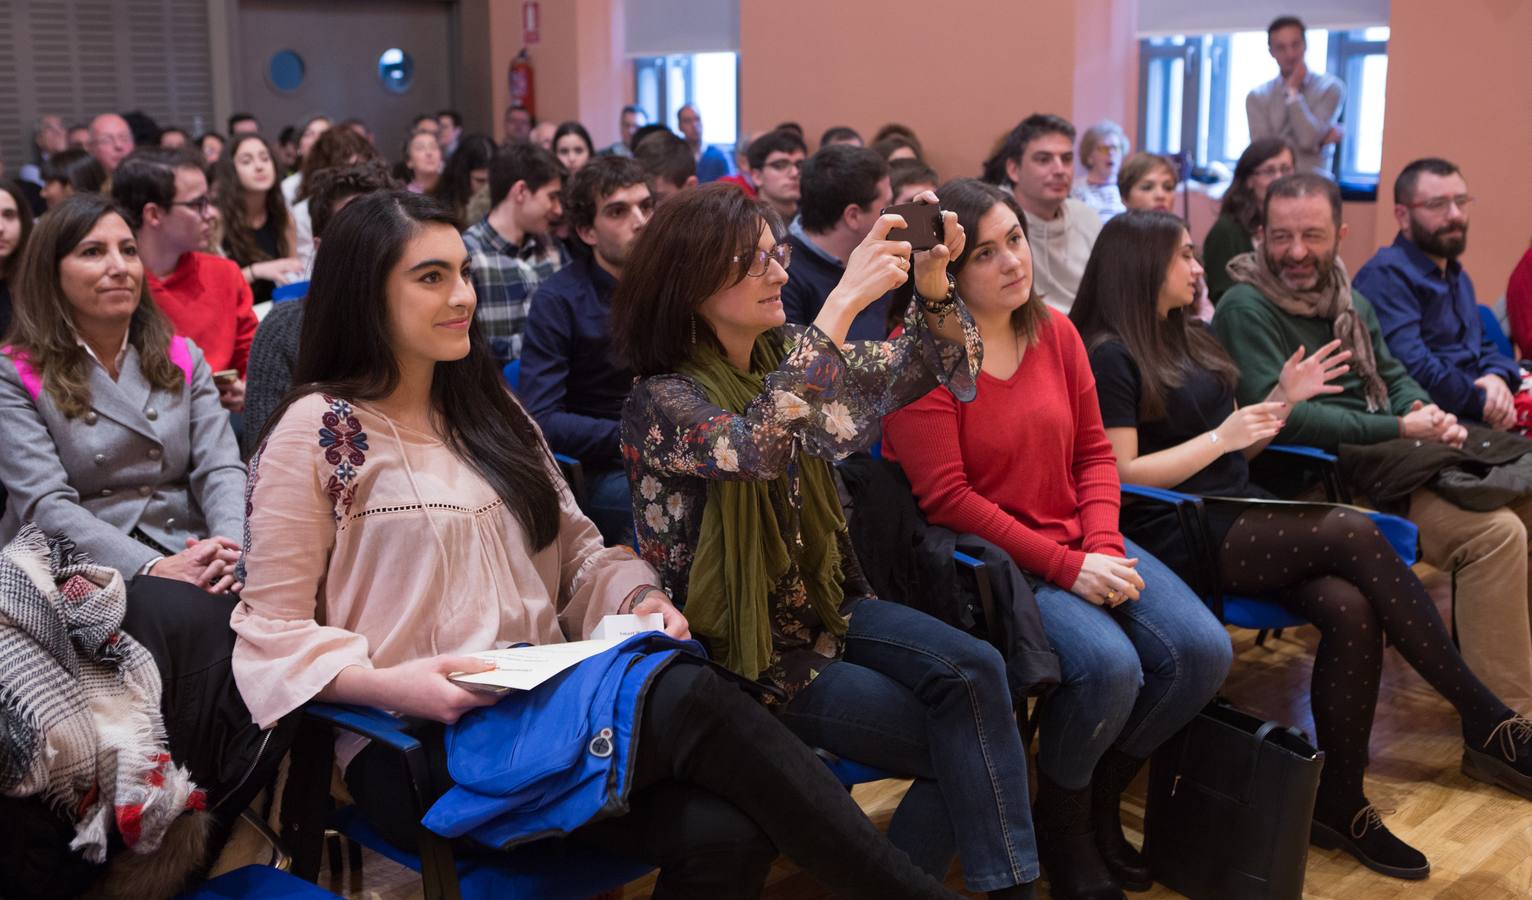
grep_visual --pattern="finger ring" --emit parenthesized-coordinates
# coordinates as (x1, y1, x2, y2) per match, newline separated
(1105, 590, 1118, 603)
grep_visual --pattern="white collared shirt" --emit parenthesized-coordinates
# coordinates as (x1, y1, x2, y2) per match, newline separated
(74, 330, 131, 376)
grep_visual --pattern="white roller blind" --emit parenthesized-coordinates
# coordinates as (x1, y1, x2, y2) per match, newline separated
(1136, 0, 1390, 37)
(625, 0, 739, 56)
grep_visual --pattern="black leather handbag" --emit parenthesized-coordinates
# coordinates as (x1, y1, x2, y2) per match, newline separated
(1143, 700, 1324, 900)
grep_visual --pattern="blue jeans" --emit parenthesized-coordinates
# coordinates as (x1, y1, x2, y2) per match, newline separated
(779, 599, 1037, 891)
(1034, 538, 1232, 789)
(584, 466, 634, 547)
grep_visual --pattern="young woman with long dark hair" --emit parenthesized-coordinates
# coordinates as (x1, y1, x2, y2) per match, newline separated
(1070, 209, 1532, 880)
(553, 121, 595, 175)
(431, 133, 496, 229)
(0, 179, 36, 336)
(881, 181, 1231, 900)
(214, 134, 300, 303)
(614, 182, 1038, 899)
(1203, 138, 1295, 301)
(230, 190, 959, 900)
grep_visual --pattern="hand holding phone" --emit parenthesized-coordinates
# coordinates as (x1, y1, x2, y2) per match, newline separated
(880, 201, 945, 252)
(212, 369, 239, 385)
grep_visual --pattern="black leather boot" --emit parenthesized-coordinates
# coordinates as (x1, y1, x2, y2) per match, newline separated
(659, 663, 961, 900)
(1034, 772, 1125, 900)
(1090, 748, 1152, 891)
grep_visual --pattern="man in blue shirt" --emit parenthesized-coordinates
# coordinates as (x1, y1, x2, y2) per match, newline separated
(519, 156, 654, 544)
(781, 144, 894, 340)
(1356, 157, 1519, 429)
(678, 104, 732, 184)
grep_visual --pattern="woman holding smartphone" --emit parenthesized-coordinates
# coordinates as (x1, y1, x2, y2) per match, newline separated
(232, 190, 964, 900)
(615, 184, 1040, 899)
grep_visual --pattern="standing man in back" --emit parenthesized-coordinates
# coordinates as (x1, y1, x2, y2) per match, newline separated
(1246, 16, 1346, 177)
(678, 104, 733, 183)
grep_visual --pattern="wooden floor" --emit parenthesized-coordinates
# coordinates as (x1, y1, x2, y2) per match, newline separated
(299, 568, 1532, 899)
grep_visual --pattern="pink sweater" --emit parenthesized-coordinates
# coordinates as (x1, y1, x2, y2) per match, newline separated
(231, 393, 656, 761)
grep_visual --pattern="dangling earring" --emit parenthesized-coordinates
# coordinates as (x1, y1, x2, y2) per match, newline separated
(690, 314, 697, 346)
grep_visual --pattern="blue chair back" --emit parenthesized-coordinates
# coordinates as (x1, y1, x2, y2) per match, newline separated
(271, 281, 309, 303)
(1480, 303, 1516, 359)
(502, 359, 521, 391)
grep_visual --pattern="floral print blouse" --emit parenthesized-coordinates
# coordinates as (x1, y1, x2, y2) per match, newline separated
(621, 305, 981, 702)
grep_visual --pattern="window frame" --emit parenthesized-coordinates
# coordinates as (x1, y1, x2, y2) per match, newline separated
(632, 52, 740, 153)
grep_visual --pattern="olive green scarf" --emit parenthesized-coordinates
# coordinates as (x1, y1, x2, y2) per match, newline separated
(678, 334, 848, 681)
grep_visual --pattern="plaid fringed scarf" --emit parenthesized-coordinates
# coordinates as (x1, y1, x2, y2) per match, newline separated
(0, 525, 204, 863)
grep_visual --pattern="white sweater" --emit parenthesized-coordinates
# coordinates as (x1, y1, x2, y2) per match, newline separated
(1023, 198, 1102, 314)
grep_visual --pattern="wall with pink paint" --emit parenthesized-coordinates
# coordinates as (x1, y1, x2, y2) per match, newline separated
(1372, 0, 1532, 298)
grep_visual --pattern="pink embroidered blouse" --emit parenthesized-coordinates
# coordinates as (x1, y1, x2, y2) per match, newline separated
(230, 393, 657, 753)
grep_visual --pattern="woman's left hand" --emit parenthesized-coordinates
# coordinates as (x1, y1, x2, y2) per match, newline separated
(909, 189, 965, 300)
(1275, 339, 1351, 405)
(633, 590, 691, 640)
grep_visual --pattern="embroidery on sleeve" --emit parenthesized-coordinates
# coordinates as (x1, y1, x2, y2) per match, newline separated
(318, 395, 369, 520)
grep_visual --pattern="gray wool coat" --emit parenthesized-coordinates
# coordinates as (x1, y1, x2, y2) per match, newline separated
(0, 339, 246, 576)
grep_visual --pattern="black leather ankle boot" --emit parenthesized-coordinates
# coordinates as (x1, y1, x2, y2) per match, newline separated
(1090, 748, 1152, 891)
(1034, 772, 1125, 900)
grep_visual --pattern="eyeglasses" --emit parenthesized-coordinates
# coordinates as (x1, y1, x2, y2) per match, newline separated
(733, 243, 792, 276)
(1406, 194, 1475, 214)
(171, 196, 214, 215)
(763, 158, 803, 174)
(1252, 163, 1296, 179)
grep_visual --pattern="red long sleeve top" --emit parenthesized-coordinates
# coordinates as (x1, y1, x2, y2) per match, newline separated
(882, 307, 1125, 589)
(1506, 245, 1532, 358)
(145, 252, 258, 376)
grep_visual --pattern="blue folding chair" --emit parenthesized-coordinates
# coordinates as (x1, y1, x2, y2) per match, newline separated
(1480, 303, 1517, 360)
(178, 865, 341, 899)
(283, 702, 654, 900)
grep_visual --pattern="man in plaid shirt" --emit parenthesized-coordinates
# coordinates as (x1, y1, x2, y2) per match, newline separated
(463, 141, 570, 365)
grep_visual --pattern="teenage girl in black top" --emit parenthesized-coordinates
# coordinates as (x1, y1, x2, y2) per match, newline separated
(1071, 209, 1532, 881)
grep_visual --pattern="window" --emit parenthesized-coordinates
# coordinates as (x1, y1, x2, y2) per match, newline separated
(633, 52, 739, 149)
(1137, 27, 1388, 189)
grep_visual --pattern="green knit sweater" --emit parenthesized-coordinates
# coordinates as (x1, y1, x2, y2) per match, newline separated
(1203, 214, 1254, 302)
(1212, 283, 1431, 451)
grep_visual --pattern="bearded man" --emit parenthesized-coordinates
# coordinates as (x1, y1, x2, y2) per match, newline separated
(1354, 158, 1519, 430)
(1213, 172, 1532, 713)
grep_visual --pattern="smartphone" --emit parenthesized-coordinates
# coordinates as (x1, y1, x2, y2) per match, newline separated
(880, 201, 944, 251)
(212, 369, 239, 385)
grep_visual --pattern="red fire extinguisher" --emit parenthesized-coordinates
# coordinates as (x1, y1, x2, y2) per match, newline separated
(509, 48, 535, 119)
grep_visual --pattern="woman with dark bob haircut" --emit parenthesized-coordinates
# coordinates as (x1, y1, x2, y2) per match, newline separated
(884, 181, 1232, 900)
(1072, 209, 1532, 880)
(232, 190, 958, 900)
(614, 182, 1041, 898)
(1202, 137, 1294, 301)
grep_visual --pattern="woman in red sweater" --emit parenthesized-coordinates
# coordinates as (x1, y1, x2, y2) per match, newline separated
(883, 180, 1231, 900)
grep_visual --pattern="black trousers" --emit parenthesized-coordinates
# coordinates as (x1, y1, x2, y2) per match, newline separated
(0, 576, 294, 899)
